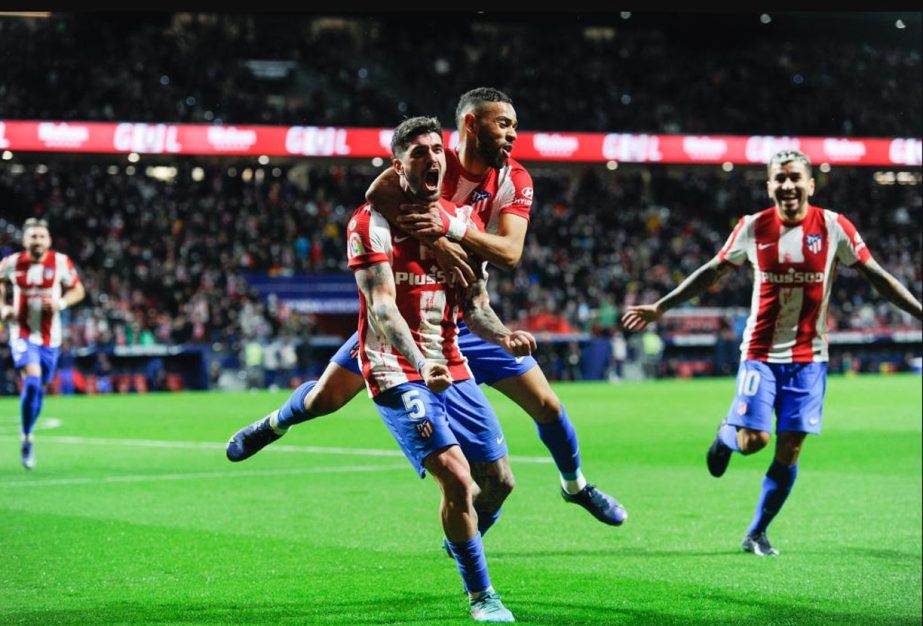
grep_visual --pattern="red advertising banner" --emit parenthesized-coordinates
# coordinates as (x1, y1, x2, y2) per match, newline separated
(0, 120, 919, 166)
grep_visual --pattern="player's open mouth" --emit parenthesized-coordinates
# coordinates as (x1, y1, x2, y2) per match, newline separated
(424, 170, 439, 190)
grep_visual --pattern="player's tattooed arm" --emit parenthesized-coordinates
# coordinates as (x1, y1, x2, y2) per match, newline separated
(462, 277, 536, 357)
(622, 255, 734, 331)
(854, 258, 923, 321)
(354, 262, 427, 368)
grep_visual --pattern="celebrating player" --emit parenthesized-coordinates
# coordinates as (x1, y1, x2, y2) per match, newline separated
(1, 218, 86, 469)
(228, 87, 626, 527)
(621, 150, 923, 556)
(355, 117, 531, 621)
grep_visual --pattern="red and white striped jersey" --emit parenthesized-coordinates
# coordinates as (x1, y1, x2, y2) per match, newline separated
(346, 200, 477, 397)
(718, 205, 872, 363)
(442, 150, 533, 234)
(0, 250, 81, 348)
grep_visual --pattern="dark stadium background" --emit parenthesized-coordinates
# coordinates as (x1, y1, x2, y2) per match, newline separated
(1, 11, 920, 394)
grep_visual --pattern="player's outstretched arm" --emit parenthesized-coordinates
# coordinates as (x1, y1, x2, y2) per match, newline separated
(354, 262, 451, 393)
(462, 276, 536, 357)
(622, 255, 735, 331)
(853, 259, 923, 321)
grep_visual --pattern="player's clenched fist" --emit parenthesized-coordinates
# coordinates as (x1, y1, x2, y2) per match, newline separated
(501, 330, 537, 357)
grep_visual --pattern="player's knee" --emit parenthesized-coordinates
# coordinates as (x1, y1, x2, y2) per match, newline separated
(495, 471, 515, 500)
(442, 470, 477, 505)
(304, 385, 347, 416)
(739, 429, 770, 454)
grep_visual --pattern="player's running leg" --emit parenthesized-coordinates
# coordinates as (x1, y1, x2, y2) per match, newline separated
(226, 348, 364, 462)
(741, 433, 802, 558)
(14, 343, 47, 470)
(492, 367, 626, 526)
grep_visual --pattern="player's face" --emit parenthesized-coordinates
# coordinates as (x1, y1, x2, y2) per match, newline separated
(394, 132, 446, 201)
(471, 102, 518, 169)
(23, 226, 51, 259)
(767, 161, 814, 223)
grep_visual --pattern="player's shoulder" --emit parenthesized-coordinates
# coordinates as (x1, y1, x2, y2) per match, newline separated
(505, 156, 530, 177)
(348, 203, 376, 228)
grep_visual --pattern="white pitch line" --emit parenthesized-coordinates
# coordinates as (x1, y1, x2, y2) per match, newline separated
(0, 435, 554, 464)
(0, 464, 409, 488)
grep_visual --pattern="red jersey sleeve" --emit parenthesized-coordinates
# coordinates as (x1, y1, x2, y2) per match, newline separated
(500, 159, 534, 221)
(834, 213, 873, 267)
(346, 205, 391, 271)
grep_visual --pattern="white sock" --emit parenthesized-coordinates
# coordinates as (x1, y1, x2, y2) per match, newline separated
(268, 410, 289, 435)
(561, 471, 587, 494)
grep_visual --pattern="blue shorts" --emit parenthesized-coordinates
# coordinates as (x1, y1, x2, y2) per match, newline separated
(373, 379, 508, 478)
(725, 360, 827, 435)
(333, 322, 537, 386)
(10, 338, 60, 385)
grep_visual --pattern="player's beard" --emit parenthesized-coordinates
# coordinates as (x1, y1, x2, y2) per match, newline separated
(477, 132, 507, 169)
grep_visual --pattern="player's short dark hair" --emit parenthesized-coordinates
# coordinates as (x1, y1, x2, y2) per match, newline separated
(23, 217, 49, 233)
(768, 150, 812, 177)
(391, 116, 442, 158)
(455, 87, 513, 125)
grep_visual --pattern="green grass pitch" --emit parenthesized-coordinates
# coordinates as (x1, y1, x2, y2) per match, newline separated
(1, 374, 920, 625)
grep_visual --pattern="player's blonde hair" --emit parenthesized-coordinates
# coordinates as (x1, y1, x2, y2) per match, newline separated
(23, 217, 49, 234)
(768, 150, 812, 177)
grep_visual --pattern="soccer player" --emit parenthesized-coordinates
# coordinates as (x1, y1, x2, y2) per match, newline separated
(621, 150, 923, 556)
(358, 117, 532, 621)
(228, 87, 627, 527)
(0, 218, 86, 469)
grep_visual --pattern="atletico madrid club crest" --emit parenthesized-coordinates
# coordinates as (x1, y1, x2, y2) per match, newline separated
(806, 233, 823, 254)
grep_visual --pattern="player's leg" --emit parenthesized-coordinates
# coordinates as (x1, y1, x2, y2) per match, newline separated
(375, 382, 515, 622)
(492, 366, 627, 526)
(12, 339, 43, 470)
(425, 446, 514, 623)
(459, 324, 625, 526)
(444, 379, 515, 539)
(708, 360, 774, 477)
(742, 363, 825, 556)
(226, 334, 365, 461)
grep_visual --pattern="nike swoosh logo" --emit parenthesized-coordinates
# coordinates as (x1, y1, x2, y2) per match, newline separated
(758, 243, 774, 250)
(496, 436, 504, 445)
(395, 235, 410, 243)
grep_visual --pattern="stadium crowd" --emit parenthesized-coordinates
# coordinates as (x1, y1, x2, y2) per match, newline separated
(1, 159, 919, 387)
(1, 12, 920, 390)
(0, 12, 919, 136)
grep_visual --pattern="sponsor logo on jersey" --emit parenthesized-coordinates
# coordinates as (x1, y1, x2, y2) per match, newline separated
(469, 189, 492, 204)
(760, 269, 825, 284)
(394, 269, 448, 285)
(806, 233, 823, 254)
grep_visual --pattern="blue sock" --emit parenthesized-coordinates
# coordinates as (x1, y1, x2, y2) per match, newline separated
(718, 422, 741, 451)
(536, 406, 581, 479)
(20, 376, 43, 436)
(276, 381, 317, 429)
(476, 507, 502, 538)
(746, 460, 799, 535)
(447, 533, 491, 594)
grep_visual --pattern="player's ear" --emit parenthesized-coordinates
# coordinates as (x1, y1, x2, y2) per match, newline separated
(464, 112, 477, 134)
(392, 158, 403, 176)
(807, 177, 816, 197)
